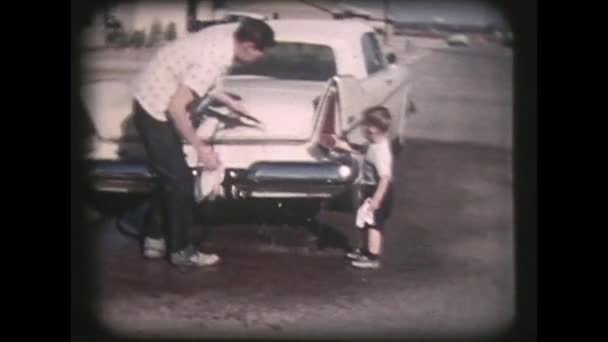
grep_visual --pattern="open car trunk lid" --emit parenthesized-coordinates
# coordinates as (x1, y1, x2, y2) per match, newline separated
(199, 77, 327, 142)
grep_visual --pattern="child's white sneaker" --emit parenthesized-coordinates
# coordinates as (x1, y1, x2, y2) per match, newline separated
(346, 248, 366, 260)
(143, 237, 166, 259)
(351, 256, 381, 269)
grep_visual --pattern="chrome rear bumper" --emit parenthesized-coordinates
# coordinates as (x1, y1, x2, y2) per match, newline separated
(88, 157, 359, 199)
(88, 161, 157, 193)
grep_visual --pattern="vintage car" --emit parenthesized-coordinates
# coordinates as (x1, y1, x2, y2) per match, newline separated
(81, 19, 415, 212)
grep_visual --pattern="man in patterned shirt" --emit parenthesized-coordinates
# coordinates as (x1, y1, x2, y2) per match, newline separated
(132, 18, 275, 267)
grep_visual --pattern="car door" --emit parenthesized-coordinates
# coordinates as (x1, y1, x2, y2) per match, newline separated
(359, 32, 409, 141)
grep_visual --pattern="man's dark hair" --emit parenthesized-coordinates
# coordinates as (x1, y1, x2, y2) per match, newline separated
(234, 18, 275, 51)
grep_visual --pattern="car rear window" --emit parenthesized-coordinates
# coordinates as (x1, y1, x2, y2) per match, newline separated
(229, 42, 337, 81)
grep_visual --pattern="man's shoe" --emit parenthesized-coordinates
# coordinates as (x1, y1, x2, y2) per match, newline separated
(170, 245, 221, 267)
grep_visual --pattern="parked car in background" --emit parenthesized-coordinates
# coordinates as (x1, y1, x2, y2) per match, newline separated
(188, 10, 268, 33)
(446, 33, 470, 46)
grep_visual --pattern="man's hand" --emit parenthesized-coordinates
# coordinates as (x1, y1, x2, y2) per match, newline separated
(196, 145, 220, 170)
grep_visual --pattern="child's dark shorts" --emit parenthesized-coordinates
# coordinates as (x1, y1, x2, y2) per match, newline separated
(362, 184, 394, 231)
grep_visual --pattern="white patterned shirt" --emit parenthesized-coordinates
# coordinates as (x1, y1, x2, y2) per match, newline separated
(133, 26, 234, 121)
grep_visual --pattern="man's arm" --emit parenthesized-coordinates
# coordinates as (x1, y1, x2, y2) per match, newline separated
(168, 84, 203, 149)
(167, 84, 218, 169)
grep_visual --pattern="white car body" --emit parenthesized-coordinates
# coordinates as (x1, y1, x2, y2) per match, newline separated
(82, 20, 414, 201)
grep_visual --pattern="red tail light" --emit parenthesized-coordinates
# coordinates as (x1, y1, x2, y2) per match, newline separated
(318, 90, 338, 150)
(321, 91, 336, 134)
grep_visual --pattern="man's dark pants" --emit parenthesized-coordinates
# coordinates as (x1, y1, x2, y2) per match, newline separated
(133, 100, 194, 253)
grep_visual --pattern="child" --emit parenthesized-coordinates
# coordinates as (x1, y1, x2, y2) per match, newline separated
(331, 106, 394, 269)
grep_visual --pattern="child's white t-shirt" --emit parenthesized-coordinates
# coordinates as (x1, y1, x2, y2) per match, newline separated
(363, 138, 393, 184)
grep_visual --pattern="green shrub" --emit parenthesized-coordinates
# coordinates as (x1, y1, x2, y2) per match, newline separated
(105, 30, 128, 48)
(165, 22, 177, 41)
(130, 30, 146, 48)
(147, 19, 163, 47)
